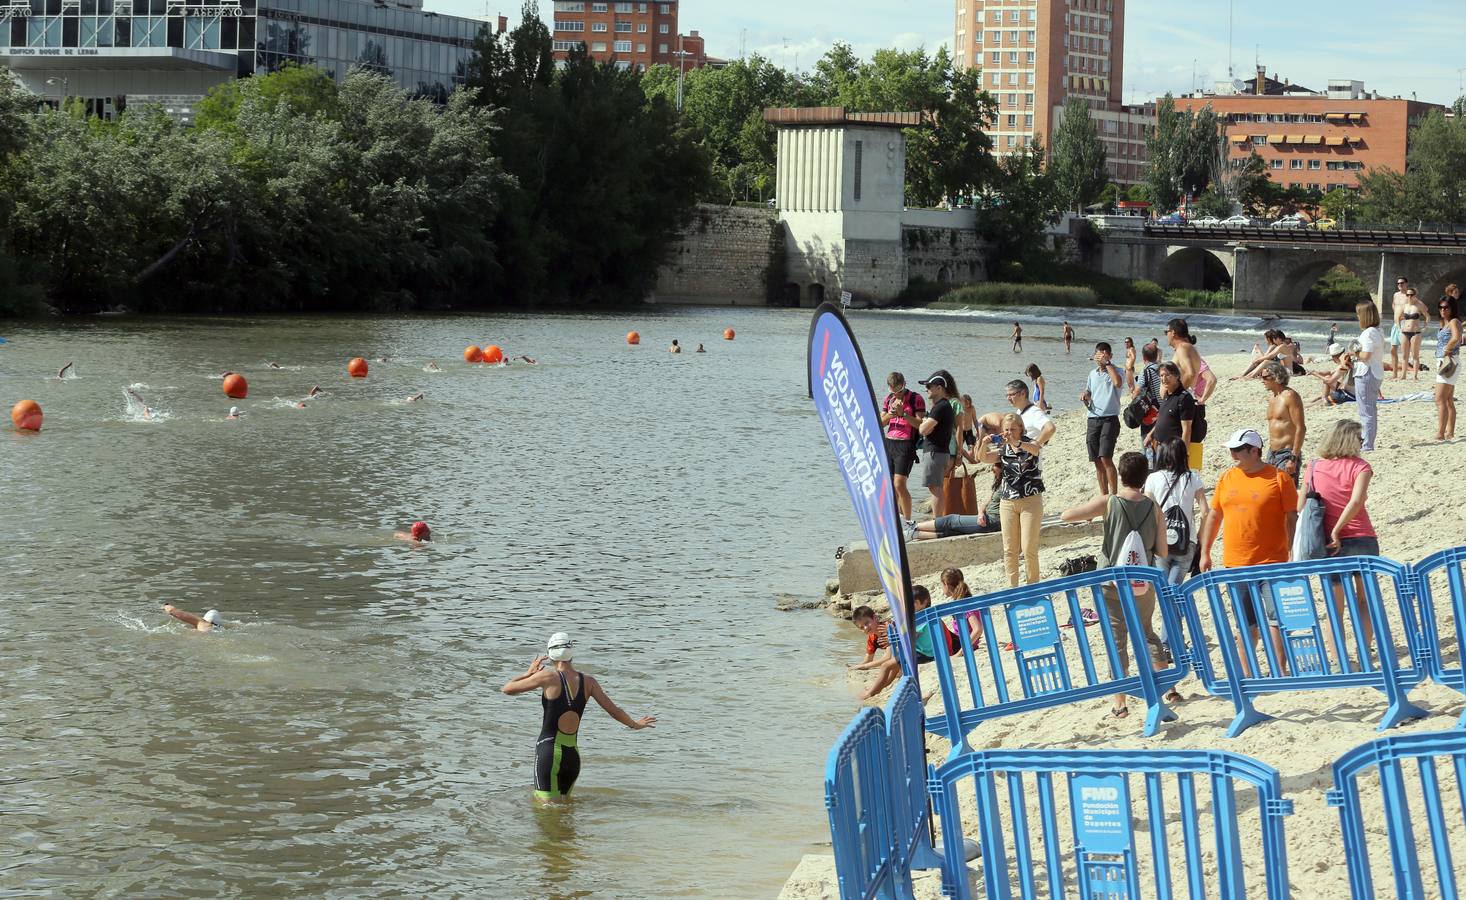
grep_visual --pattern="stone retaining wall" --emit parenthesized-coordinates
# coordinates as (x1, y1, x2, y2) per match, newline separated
(654, 205, 777, 304)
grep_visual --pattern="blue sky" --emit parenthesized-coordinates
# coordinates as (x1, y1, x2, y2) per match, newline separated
(448, 0, 1465, 106)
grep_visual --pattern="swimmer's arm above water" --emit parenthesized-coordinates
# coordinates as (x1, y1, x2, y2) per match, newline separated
(162, 604, 208, 631)
(501, 657, 557, 695)
(587, 676, 656, 730)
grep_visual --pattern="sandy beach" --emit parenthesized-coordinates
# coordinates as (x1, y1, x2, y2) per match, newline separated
(784, 347, 1466, 898)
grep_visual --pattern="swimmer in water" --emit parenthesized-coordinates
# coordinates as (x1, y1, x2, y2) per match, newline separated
(502, 633, 656, 800)
(394, 521, 431, 543)
(406, 392, 424, 402)
(515, 355, 537, 365)
(163, 604, 223, 632)
(670, 340, 681, 354)
(227, 406, 242, 419)
(126, 389, 153, 419)
(268, 362, 282, 369)
(57, 362, 74, 379)
(307, 386, 324, 398)
(695, 344, 705, 353)
(425, 362, 442, 372)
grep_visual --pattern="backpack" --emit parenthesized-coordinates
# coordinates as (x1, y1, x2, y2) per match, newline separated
(1107, 498, 1155, 596)
(1159, 472, 1192, 554)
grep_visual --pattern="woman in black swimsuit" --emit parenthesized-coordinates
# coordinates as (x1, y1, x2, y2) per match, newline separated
(502, 633, 656, 800)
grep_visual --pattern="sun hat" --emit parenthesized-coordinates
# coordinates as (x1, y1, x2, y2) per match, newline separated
(547, 632, 574, 662)
(1327, 343, 1345, 357)
(1224, 429, 1263, 450)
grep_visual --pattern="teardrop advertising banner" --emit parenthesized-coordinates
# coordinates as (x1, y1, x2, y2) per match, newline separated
(807, 303, 919, 687)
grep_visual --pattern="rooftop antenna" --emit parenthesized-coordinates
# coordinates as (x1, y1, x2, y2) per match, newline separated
(1227, 0, 1233, 79)
(1191, 58, 1197, 94)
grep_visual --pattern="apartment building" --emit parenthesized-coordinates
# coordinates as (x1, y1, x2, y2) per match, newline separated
(1176, 72, 1442, 193)
(953, 0, 1150, 184)
(550, 0, 709, 72)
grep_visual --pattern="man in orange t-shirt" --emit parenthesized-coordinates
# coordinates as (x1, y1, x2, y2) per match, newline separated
(1200, 429, 1299, 676)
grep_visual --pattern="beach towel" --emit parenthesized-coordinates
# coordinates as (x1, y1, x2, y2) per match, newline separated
(1379, 392, 1434, 405)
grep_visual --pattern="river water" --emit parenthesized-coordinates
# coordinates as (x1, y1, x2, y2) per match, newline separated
(0, 305, 1329, 896)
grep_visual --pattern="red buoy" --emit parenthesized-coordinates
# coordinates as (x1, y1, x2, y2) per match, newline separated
(348, 357, 369, 378)
(222, 373, 248, 399)
(10, 399, 42, 432)
(464, 345, 483, 363)
(627, 331, 641, 345)
(482, 345, 504, 365)
(723, 328, 736, 340)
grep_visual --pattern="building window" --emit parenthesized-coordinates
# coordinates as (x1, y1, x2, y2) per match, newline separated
(613, 39, 631, 52)
(638, 23, 647, 32)
(991, 51, 999, 64)
(1251, 135, 1266, 144)
(1008, 9, 1018, 22)
(615, 21, 631, 31)
(592, 22, 607, 31)
(659, 42, 668, 53)
(638, 2, 647, 10)
(1007, 114, 1016, 127)
(991, 73, 999, 86)
(1006, 93, 1016, 106)
(1025, 72, 1033, 85)
(659, 23, 668, 33)
(557, 20, 584, 31)
(1290, 159, 1303, 170)
(853, 140, 863, 201)
(1007, 30, 1017, 42)
(1308, 159, 1321, 169)
(637, 42, 645, 51)
(591, 41, 607, 51)
(1026, 51, 1034, 63)
(1007, 51, 1016, 63)
(1007, 73, 1018, 85)
(614, 1, 632, 10)
(1025, 114, 1033, 128)
(592, 2, 607, 10)
(659, 2, 669, 11)
(554, 1, 585, 9)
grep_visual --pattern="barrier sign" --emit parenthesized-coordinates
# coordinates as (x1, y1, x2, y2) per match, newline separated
(1071, 774, 1132, 854)
(1272, 578, 1318, 631)
(1009, 599, 1061, 653)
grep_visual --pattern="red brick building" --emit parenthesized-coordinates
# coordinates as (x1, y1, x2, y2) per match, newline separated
(549, 1, 712, 73)
(1175, 72, 1443, 192)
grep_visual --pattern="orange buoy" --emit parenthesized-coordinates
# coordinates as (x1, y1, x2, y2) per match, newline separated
(10, 399, 42, 432)
(348, 357, 369, 378)
(464, 345, 483, 363)
(627, 331, 641, 345)
(482, 345, 504, 365)
(723, 328, 736, 340)
(222, 373, 248, 399)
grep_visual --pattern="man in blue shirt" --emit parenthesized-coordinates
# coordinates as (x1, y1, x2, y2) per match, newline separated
(1081, 341, 1124, 495)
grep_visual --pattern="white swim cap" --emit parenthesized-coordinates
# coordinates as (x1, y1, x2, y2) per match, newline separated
(228, 407, 240, 416)
(547, 632, 573, 662)
(202, 610, 222, 626)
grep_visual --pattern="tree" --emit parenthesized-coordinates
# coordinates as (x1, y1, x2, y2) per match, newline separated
(1320, 187, 1363, 224)
(1352, 108, 1466, 225)
(976, 138, 1060, 273)
(1049, 97, 1108, 212)
(1145, 94, 1223, 213)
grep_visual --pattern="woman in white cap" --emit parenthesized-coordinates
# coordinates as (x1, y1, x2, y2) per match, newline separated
(162, 604, 223, 632)
(502, 633, 656, 800)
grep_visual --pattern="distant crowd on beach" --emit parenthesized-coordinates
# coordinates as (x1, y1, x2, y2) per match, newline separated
(862, 288, 1463, 707)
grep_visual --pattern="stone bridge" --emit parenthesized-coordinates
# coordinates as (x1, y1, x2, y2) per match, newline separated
(1097, 230, 1466, 310)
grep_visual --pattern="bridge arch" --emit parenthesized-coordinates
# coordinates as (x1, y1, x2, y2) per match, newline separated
(1157, 246, 1234, 292)
(1271, 257, 1374, 312)
(1423, 263, 1466, 306)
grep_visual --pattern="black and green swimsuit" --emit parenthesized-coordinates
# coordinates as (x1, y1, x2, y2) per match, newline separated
(535, 671, 588, 798)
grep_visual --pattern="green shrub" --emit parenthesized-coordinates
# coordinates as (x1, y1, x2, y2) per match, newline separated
(934, 282, 1098, 308)
(894, 276, 948, 306)
(1165, 288, 1233, 309)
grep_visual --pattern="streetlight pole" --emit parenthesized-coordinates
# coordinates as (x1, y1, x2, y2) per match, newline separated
(44, 75, 69, 109)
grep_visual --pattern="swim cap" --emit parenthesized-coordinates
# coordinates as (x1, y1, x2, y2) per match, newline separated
(411, 521, 430, 540)
(202, 610, 222, 626)
(547, 633, 573, 662)
(228, 407, 240, 416)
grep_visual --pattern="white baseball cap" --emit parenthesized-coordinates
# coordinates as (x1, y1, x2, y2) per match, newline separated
(1327, 343, 1345, 357)
(547, 633, 573, 662)
(202, 609, 222, 626)
(1224, 429, 1264, 450)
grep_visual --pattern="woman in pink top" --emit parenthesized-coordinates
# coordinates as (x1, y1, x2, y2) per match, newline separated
(1301, 418, 1378, 656)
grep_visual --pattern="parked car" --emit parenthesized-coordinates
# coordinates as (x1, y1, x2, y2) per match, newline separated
(1312, 217, 1337, 231)
(1220, 214, 1255, 226)
(1155, 212, 1186, 225)
(1189, 216, 1222, 228)
(1270, 214, 1307, 228)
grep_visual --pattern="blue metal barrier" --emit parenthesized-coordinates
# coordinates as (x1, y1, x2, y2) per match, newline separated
(1174, 555, 1429, 737)
(918, 566, 1186, 750)
(825, 707, 909, 900)
(883, 677, 942, 875)
(1328, 730, 1466, 900)
(1413, 546, 1466, 723)
(928, 748, 1293, 900)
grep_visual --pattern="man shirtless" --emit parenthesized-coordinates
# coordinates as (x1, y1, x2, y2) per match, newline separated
(1260, 360, 1306, 486)
(1062, 321, 1075, 354)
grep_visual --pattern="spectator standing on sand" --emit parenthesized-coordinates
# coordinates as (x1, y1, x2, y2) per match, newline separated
(1146, 363, 1196, 454)
(1025, 364, 1050, 413)
(976, 380, 1056, 451)
(1436, 295, 1461, 441)
(1167, 318, 1216, 469)
(1200, 429, 1298, 678)
(916, 372, 957, 520)
(1123, 337, 1137, 391)
(1081, 342, 1123, 496)
(978, 412, 1046, 587)
(1129, 342, 1163, 456)
(1144, 438, 1207, 587)
(880, 372, 926, 525)
(1260, 360, 1307, 487)
(1063, 322, 1075, 354)
(1301, 419, 1380, 656)
(1012, 322, 1023, 354)
(1352, 301, 1386, 451)
(1389, 277, 1411, 379)
(1060, 451, 1174, 717)
(1401, 288, 1430, 380)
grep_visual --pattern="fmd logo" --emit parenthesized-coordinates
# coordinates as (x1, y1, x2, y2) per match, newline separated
(1081, 786, 1121, 801)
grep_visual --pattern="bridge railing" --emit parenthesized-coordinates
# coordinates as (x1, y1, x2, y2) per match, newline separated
(1172, 555, 1429, 737)
(919, 566, 1187, 750)
(927, 748, 1293, 900)
(824, 707, 908, 900)
(1143, 222, 1466, 245)
(1328, 730, 1466, 900)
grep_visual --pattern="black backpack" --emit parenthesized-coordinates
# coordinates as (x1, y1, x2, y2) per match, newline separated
(1159, 473, 1192, 554)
